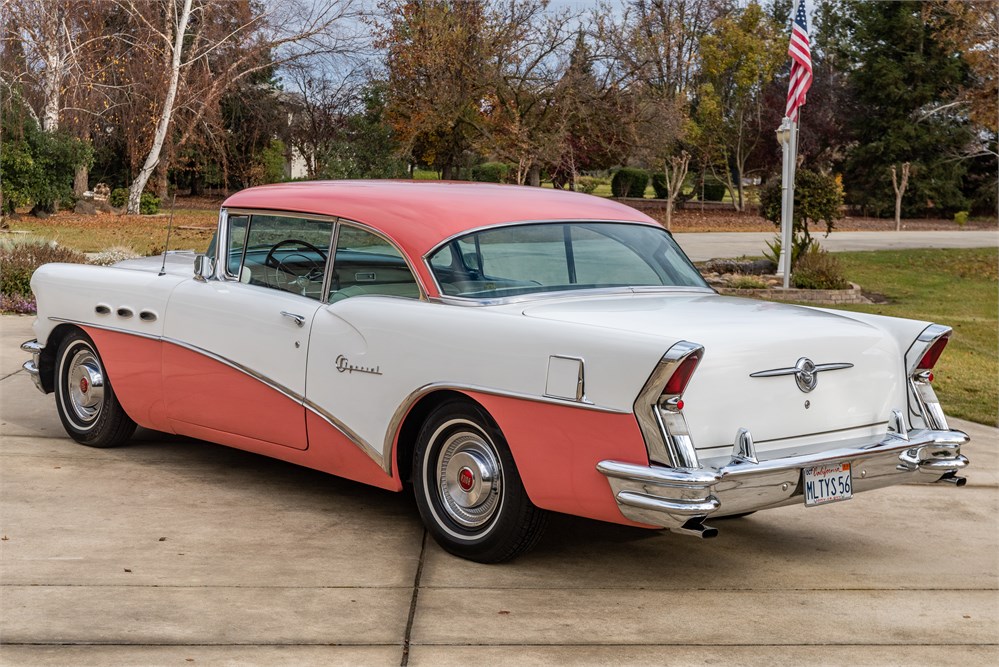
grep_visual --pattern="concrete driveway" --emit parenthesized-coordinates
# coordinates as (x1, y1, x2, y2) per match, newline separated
(1, 314, 997, 666)
(673, 229, 999, 262)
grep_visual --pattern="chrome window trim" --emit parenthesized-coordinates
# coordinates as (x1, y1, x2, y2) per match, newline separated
(428, 285, 717, 308)
(330, 218, 429, 303)
(421, 219, 707, 303)
(215, 208, 429, 303)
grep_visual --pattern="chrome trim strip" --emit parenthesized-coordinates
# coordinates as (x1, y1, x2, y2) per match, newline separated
(383, 381, 630, 475)
(736, 420, 890, 448)
(427, 285, 717, 308)
(302, 399, 385, 469)
(750, 362, 853, 377)
(46, 317, 387, 470)
(47, 317, 161, 341)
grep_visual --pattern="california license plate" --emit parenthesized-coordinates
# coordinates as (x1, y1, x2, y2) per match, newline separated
(803, 462, 853, 507)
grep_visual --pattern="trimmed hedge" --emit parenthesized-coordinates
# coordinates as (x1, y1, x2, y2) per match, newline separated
(471, 162, 511, 183)
(701, 181, 727, 202)
(611, 167, 649, 198)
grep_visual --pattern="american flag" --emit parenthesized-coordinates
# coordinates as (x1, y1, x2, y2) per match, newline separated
(786, 0, 812, 122)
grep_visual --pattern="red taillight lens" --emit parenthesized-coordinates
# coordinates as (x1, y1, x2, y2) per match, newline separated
(663, 351, 703, 395)
(917, 336, 949, 370)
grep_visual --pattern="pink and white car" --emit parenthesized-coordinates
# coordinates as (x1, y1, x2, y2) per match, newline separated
(22, 181, 969, 562)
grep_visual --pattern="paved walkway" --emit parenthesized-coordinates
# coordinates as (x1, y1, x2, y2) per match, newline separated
(673, 229, 999, 262)
(1, 315, 997, 666)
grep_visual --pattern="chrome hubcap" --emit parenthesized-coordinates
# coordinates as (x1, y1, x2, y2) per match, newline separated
(67, 348, 104, 423)
(437, 429, 502, 528)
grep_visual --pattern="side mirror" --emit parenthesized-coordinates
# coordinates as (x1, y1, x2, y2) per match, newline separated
(194, 254, 215, 282)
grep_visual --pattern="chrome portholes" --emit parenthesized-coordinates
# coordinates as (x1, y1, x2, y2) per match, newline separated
(435, 423, 503, 529)
(66, 347, 105, 424)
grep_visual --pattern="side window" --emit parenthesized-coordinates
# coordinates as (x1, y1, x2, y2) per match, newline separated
(329, 225, 420, 302)
(233, 214, 333, 300)
(226, 215, 249, 275)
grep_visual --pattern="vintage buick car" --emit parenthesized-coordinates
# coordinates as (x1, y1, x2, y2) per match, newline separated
(23, 181, 969, 562)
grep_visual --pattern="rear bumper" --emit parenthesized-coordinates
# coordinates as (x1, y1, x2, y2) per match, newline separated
(597, 427, 969, 534)
(20, 339, 44, 392)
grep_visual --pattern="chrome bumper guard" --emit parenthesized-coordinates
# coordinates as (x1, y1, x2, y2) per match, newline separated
(597, 427, 969, 537)
(20, 340, 44, 392)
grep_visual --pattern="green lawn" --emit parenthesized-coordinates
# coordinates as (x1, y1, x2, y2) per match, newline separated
(833, 248, 998, 426)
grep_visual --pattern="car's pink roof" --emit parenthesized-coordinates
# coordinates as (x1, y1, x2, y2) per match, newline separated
(222, 180, 659, 256)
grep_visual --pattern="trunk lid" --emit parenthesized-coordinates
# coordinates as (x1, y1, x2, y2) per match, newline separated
(521, 293, 910, 457)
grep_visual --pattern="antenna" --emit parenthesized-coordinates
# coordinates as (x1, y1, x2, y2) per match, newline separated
(158, 194, 178, 276)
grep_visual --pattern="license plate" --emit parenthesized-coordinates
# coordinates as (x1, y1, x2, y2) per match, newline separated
(803, 462, 853, 507)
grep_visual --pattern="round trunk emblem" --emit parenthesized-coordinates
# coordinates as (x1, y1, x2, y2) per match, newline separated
(457, 467, 475, 492)
(80, 377, 90, 393)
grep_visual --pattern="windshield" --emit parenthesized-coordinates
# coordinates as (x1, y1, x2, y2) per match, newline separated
(427, 222, 708, 299)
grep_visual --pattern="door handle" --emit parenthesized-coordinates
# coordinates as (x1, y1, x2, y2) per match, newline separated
(280, 311, 306, 327)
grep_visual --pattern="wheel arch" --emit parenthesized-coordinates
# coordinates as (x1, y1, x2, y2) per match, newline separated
(37, 323, 83, 393)
(393, 389, 495, 483)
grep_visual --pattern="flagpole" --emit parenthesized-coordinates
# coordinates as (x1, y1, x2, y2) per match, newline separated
(777, 117, 793, 289)
(783, 112, 800, 289)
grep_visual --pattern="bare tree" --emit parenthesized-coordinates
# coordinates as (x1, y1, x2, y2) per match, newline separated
(115, 0, 364, 213)
(660, 151, 690, 230)
(890, 162, 911, 232)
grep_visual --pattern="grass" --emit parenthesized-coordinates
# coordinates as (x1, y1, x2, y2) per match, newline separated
(833, 248, 998, 426)
(7, 209, 217, 255)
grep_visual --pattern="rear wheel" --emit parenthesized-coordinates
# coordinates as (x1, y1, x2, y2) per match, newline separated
(54, 329, 136, 447)
(413, 399, 548, 563)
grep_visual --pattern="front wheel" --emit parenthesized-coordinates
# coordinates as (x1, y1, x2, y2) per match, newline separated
(413, 400, 548, 563)
(54, 329, 136, 447)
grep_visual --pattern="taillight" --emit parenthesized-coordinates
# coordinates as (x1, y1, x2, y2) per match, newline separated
(917, 335, 949, 371)
(663, 350, 703, 396)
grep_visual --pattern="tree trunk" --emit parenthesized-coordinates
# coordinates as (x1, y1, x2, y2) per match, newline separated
(891, 162, 910, 232)
(127, 0, 193, 214)
(528, 165, 541, 187)
(441, 163, 454, 180)
(74, 164, 89, 195)
(41, 6, 66, 132)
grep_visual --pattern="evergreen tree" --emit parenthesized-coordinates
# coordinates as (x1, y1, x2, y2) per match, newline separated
(829, 1, 970, 216)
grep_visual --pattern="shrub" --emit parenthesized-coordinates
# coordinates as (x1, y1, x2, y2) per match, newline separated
(611, 167, 649, 198)
(701, 181, 727, 202)
(471, 162, 511, 183)
(575, 175, 600, 194)
(790, 244, 848, 290)
(109, 187, 128, 208)
(954, 210, 969, 226)
(0, 237, 87, 312)
(760, 169, 844, 268)
(108, 188, 160, 214)
(1, 103, 92, 213)
(651, 173, 668, 199)
(139, 192, 160, 215)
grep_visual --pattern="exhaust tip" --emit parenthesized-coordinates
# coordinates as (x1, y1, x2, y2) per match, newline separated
(939, 474, 967, 486)
(677, 518, 719, 539)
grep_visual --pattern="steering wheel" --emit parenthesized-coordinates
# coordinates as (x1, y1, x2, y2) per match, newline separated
(264, 239, 328, 293)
